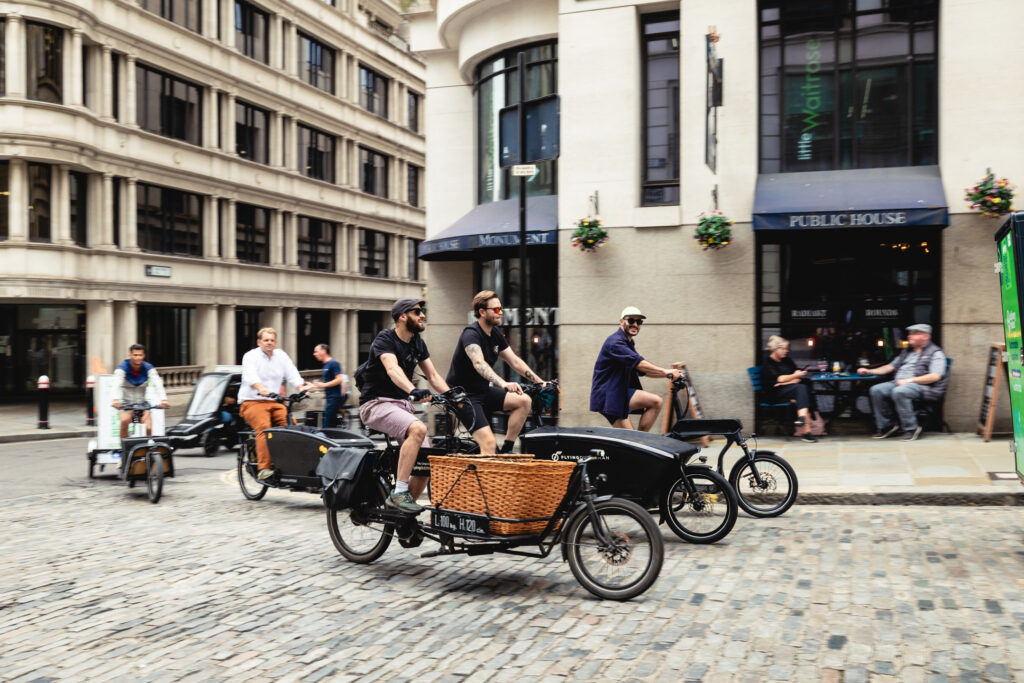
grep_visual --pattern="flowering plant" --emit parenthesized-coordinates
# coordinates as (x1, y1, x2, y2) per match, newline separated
(965, 172, 1015, 218)
(694, 211, 733, 250)
(571, 217, 608, 252)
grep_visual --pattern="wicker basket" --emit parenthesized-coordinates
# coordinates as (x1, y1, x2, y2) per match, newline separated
(428, 455, 576, 535)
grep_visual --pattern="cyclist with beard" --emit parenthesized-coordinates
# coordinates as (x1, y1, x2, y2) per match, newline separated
(446, 290, 548, 454)
(357, 298, 453, 514)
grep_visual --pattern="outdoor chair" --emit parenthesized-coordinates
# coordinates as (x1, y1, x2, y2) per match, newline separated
(747, 366, 795, 435)
(913, 357, 952, 433)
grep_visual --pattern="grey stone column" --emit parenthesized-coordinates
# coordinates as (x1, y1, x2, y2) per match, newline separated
(330, 309, 348, 372)
(4, 16, 25, 98)
(86, 300, 115, 378)
(223, 93, 236, 155)
(270, 112, 283, 167)
(219, 304, 237, 365)
(284, 117, 297, 171)
(125, 56, 138, 126)
(100, 46, 114, 119)
(221, 199, 237, 261)
(336, 223, 348, 274)
(222, 0, 235, 49)
(202, 195, 219, 258)
(203, 88, 219, 149)
(53, 165, 72, 245)
(269, 15, 283, 71)
(100, 173, 115, 248)
(348, 223, 360, 273)
(283, 212, 298, 267)
(123, 178, 139, 250)
(262, 308, 283, 339)
(346, 310, 358, 391)
(8, 159, 28, 241)
(269, 209, 284, 266)
(194, 304, 219, 370)
(282, 308, 298, 361)
(113, 300, 138, 359)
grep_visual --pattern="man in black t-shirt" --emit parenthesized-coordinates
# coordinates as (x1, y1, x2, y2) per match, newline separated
(357, 298, 452, 514)
(446, 290, 548, 454)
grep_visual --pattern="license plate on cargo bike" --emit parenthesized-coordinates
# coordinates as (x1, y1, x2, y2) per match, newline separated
(430, 509, 490, 536)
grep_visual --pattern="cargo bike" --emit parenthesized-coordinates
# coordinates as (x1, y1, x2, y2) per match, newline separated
(321, 392, 665, 601)
(87, 402, 173, 504)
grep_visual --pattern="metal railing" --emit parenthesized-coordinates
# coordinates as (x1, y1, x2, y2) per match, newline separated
(156, 365, 205, 387)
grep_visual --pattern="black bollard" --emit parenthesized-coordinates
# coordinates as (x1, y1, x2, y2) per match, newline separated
(85, 375, 96, 427)
(38, 375, 51, 430)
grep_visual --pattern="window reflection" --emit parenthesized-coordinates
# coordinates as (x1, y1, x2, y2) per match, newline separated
(476, 42, 557, 205)
(27, 163, 51, 243)
(26, 22, 62, 104)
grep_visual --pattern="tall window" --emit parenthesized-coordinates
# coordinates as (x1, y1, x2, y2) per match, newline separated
(81, 45, 89, 109)
(476, 42, 557, 204)
(299, 33, 334, 94)
(1, 20, 5, 96)
(26, 22, 63, 103)
(236, 100, 269, 164)
(298, 124, 335, 182)
(358, 229, 388, 277)
(0, 161, 8, 240)
(27, 163, 52, 243)
(138, 305, 195, 366)
(111, 52, 120, 121)
(136, 64, 203, 145)
(141, 0, 201, 33)
(136, 182, 203, 257)
(236, 203, 269, 264)
(759, 0, 938, 173)
(641, 13, 680, 206)
(235, 1, 269, 64)
(298, 216, 335, 271)
(359, 66, 389, 117)
(407, 90, 420, 132)
(69, 171, 88, 247)
(407, 238, 421, 280)
(407, 164, 420, 206)
(359, 147, 388, 197)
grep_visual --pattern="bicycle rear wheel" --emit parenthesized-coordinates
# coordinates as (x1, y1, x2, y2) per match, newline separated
(565, 498, 663, 601)
(326, 481, 393, 563)
(237, 442, 268, 501)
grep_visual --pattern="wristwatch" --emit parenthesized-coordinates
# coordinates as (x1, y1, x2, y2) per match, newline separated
(665, 372, 673, 379)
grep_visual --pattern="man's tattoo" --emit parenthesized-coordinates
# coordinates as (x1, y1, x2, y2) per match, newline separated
(465, 344, 504, 385)
(524, 369, 541, 383)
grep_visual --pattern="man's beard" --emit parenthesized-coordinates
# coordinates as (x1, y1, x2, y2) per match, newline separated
(404, 318, 424, 333)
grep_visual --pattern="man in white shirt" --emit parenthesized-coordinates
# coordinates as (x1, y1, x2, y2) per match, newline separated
(239, 327, 314, 480)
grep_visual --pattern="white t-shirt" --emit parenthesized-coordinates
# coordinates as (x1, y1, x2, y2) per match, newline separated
(238, 348, 304, 402)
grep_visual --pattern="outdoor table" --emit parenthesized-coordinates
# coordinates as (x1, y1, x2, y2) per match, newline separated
(809, 372, 878, 431)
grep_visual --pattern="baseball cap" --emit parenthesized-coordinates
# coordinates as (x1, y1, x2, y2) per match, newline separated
(906, 323, 932, 334)
(620, 306, 646, 320)
(392, 298, 426, 320)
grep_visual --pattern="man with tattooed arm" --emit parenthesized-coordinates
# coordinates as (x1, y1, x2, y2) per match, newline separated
(446, 290, 548, 454)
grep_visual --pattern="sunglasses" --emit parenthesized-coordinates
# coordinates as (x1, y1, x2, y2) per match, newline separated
(625, 318, 644, 326)
(486, 306, 503, 314)
(407, 307, 425, 317)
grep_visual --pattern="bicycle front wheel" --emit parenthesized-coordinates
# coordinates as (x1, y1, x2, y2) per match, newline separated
(564, 498, 663, 601)
(728, 453, 798, 518)
(660, 467, 737, 544)
(146, 451, 164, 503)
(237, 443, 268, 501)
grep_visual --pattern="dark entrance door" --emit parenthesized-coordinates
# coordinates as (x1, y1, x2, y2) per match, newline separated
(296, 309, 330, 370)
(0, 304, 86, 398)
(756, 228, 942, 368)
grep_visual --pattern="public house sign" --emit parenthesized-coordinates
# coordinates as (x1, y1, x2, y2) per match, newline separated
(754, 207, 948, 231)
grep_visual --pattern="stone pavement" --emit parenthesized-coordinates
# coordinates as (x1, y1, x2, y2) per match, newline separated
(1, 464, 1022, 682)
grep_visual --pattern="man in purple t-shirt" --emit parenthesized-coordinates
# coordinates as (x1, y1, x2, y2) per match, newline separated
(589, 306, 681, 431)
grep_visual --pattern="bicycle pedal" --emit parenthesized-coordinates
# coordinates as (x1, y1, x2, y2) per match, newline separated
(698, 455, 708, 464)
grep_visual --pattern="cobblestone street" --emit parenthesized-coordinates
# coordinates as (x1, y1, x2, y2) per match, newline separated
(2, 453, 1023, 682)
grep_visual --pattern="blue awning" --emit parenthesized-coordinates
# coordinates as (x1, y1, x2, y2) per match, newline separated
(753, 166, 948, 230)
(418, 195, 558, 261)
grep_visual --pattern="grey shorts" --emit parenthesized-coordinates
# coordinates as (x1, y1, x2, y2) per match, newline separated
(359, 398, 430, 448)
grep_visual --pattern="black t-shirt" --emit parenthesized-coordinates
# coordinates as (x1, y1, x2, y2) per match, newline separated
(761, 355, 797, 390)
(446, 323, 510, 395)
(358, 329, 430, 404)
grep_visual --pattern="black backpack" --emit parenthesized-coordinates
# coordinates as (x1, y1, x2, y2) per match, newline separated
(316, 446, 374, 509)
(353, 359, 370, 392)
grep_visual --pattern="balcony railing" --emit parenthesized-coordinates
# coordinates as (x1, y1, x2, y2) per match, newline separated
(156, 365, 205, 387)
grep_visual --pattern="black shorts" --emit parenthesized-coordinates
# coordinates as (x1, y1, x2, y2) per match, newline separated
(458, 385, 508, 433)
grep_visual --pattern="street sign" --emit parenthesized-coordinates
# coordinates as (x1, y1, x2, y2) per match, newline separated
(512, 164, 538, 177)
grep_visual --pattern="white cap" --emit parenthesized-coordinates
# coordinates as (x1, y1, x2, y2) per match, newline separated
(620, 306, 646, 320)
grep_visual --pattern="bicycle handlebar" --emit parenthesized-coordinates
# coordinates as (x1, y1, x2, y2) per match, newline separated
(119, 403, 165, 411)
(519, 379, 558, 396)
(265, 391, 309, 405)
(431, 387, 468, 409)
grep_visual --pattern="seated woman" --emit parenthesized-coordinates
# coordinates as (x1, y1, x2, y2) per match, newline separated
(762, 335, 820, 443)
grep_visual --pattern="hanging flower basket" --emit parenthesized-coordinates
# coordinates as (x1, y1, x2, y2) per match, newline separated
(694, 211, 733, 250)
(965, 171, 1015, 218)
(571, 217, 608, 252)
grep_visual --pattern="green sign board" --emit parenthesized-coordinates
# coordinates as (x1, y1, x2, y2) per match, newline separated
(996, 214, 1024, 483)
